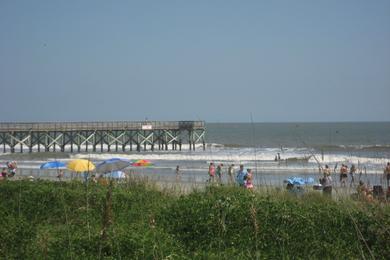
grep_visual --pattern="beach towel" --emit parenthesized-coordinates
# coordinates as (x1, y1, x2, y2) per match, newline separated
(286, 177, 314, 185)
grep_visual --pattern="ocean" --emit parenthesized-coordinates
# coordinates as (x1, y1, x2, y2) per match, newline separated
(1, 122, 390, 187)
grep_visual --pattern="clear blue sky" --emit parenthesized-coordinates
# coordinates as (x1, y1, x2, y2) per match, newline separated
(0, 0, 389, 122)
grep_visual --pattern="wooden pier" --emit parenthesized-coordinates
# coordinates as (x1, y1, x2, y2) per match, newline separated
(0, 121, 206, 153)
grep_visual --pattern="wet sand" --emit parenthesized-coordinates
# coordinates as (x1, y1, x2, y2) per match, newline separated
(5, 166, 388, 199)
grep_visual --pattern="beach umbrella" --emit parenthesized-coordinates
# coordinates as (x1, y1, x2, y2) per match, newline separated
(40, 161, 66, 169)
(105, 170, 126, 179)
(131, 159, 153, 167)
(96, 158, 131, 173)
(67, 159, 95, 172)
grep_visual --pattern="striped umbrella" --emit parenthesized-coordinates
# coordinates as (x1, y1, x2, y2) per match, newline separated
(96, 158, 131, 173)
(131, 159, 153, 167)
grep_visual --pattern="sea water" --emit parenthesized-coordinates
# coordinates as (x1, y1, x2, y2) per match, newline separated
(1, 122, 390, 187)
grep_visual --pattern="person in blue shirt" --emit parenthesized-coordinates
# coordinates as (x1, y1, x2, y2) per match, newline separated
(236, 165, 247, 187)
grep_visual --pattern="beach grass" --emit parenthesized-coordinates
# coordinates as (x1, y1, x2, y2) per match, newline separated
(0, 178, 389, 259)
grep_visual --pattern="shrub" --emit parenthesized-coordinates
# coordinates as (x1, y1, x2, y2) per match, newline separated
(0, 181, 389, 258)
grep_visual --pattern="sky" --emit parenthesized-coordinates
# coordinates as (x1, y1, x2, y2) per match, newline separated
(0, 0, 389, 123)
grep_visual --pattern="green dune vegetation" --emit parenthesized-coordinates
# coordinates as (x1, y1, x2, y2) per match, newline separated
(0, 179, 389, 259)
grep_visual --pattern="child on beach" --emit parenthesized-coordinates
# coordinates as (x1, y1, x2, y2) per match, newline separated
(245, 169, 254, 190)
(216, 164, 223, 184)
(208, 163, 215, 183)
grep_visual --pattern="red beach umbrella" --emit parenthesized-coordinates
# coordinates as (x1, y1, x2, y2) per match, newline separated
(131, 159, 153, 167)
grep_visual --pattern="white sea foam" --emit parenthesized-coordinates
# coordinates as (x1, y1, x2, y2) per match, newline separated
(2, 143, 388, 174)
(69, 147, 388, 168)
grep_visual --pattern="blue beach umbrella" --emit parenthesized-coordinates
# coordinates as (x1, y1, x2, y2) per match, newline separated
(40, 161, 66, 169)
(96, 158, 132, 173)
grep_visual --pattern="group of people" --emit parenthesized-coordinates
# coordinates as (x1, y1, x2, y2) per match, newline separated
(0, 161, 17, 180)
(207, 163, 254, 189)
(319, 162, 390, 201)
(235, 164, 254, 189)
(338, 164, 357, 187)
(207, 163, 226, 184)
(320, 162, 390, 189)
(320, 163, 360, 188)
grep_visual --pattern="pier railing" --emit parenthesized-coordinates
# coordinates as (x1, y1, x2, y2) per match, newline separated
(0, 121, 205, 132)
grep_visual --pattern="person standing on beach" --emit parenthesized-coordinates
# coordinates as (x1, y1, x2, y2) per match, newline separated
(227, 164, 235, 184)
(349, 164, 356, 187)
(320, 165, 333, 195)
(57, 169, 64, 181)
(175, 165, 181, 182)
(236, 165, 247, 187)
(319, 164, 332, 187)
(208, 163, 215, 183)
(216, 163, 223, 184)
(321, 165, 331, 185)
(340, 164, 348, 187)
(322, 165, 331, 178)
(384, 162, 390, 187)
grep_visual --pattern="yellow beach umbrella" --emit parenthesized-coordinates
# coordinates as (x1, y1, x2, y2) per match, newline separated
(67, 159, 95, 172)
